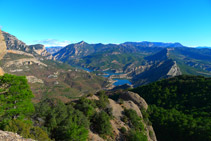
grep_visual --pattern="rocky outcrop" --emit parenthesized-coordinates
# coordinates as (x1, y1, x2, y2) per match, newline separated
(105, 91, 157, 141)
(167, 61, 182, 76)
(2, 31, 54, 59)
(4, 58, 47, 68)
(29, 44, 55, 59)
(0, 68, 4, 76)
(26, 76, 44, 84)
(132, 59, 182, 87)
(2, 31, 28, 51)
(119, 91, 148, 110)
(7, 50, 34, 57)
(89, 131, 104, 141)
(0, 29, 7, 60)
(0, 130, 35, 141)
(0, 29, 7, 76)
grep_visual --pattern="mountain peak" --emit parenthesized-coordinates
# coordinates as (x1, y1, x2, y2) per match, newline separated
(77, 41, 87, 45)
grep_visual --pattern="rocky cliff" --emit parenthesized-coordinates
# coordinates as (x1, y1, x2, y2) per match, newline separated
(87, 90, 157, 141)
(0, 29, 7, 76)
(0, 30, 7, 60)
(2, 31, 54, 59)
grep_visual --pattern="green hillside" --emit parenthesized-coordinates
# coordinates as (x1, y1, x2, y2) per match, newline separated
(132, 75, 211, 141)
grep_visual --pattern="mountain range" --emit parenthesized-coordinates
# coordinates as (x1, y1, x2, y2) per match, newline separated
(1, 30, 211, 141)
(52, 40, 211, 86)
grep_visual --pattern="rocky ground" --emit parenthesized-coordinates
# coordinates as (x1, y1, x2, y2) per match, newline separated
(0, 130, 35, 141)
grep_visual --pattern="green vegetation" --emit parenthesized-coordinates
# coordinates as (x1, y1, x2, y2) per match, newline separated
(132, 75, 211, 141)
(0, 75, 113, 140)
(0, 74, 50, 140)
(0, 74, 34, 124)
(91, 111, 112, 138)
(123, 109, 147, 141)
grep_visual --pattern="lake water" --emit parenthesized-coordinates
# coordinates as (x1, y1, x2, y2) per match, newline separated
(113, 79, 132, 86)
(78, 67, 132, 86)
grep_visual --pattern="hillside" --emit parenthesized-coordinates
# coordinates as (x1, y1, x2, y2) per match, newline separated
(0, 73, 157, 141)
(0, 31, 109, 102)
(132, 75, 211, 141)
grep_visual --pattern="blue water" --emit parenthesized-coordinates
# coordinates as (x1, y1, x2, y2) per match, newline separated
(113, 79, 132, 86)
(78, 67, 132, 86)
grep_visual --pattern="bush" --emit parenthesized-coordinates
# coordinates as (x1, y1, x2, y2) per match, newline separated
(120, 127, 127, 134)
(96, 91, 109, 109)
(124, 109, 144, 131)
(91, 111, 112, 137)
(126, 129, 147, 141)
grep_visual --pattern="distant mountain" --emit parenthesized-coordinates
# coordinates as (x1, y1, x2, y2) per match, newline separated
(122, 41, 184, 48)
(53, 41, 211, 87)
(196, 46, 211, 49)
(46, 46, 64, 54)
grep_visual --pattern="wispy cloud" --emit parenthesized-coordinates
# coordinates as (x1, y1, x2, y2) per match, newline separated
(33, 39, 71, 47)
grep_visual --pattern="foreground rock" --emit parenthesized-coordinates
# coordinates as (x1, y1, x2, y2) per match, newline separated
(0, 130, 35, 141)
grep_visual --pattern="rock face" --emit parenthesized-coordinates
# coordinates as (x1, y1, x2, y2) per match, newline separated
(0, 29, 7, 76)
(104, 90, 157, 141)
(2, 31, 54, 59)
(2, 31, 28, 51)
(131, 49, 182, 87)
(119, 91, 148, 110)
(0, 130, 35, 141)
(0, 30, 7, 60)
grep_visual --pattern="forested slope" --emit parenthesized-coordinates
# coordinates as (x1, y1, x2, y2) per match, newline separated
(132, 75, 211, 141)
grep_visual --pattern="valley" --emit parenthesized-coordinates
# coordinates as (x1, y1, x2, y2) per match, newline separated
(0, 30, 211, 141)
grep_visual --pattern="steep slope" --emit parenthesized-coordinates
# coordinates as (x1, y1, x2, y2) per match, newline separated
(169, 47, 211, 76)
(2, 31, 53, 59)
(132, 75, 211, 141)
(130, 48, 181, 86)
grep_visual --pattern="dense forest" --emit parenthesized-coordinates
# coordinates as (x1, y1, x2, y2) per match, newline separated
(0, 74, 148, 141)
(132, 75, 211, 141)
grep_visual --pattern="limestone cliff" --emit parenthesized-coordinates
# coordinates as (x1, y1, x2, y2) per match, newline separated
(0, 29, 7, 76)
(2, 31, 54, 59)
(0, 29, 7, 60)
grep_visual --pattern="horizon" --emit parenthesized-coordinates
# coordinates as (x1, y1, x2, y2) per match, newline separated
(0, 0, 211, 47)
(2, 29, 211, 48)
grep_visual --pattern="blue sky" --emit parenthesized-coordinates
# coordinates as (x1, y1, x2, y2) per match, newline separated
(0, 0, 211, 47)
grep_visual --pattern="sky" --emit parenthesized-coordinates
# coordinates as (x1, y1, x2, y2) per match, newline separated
(0, 0, 211, 47)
